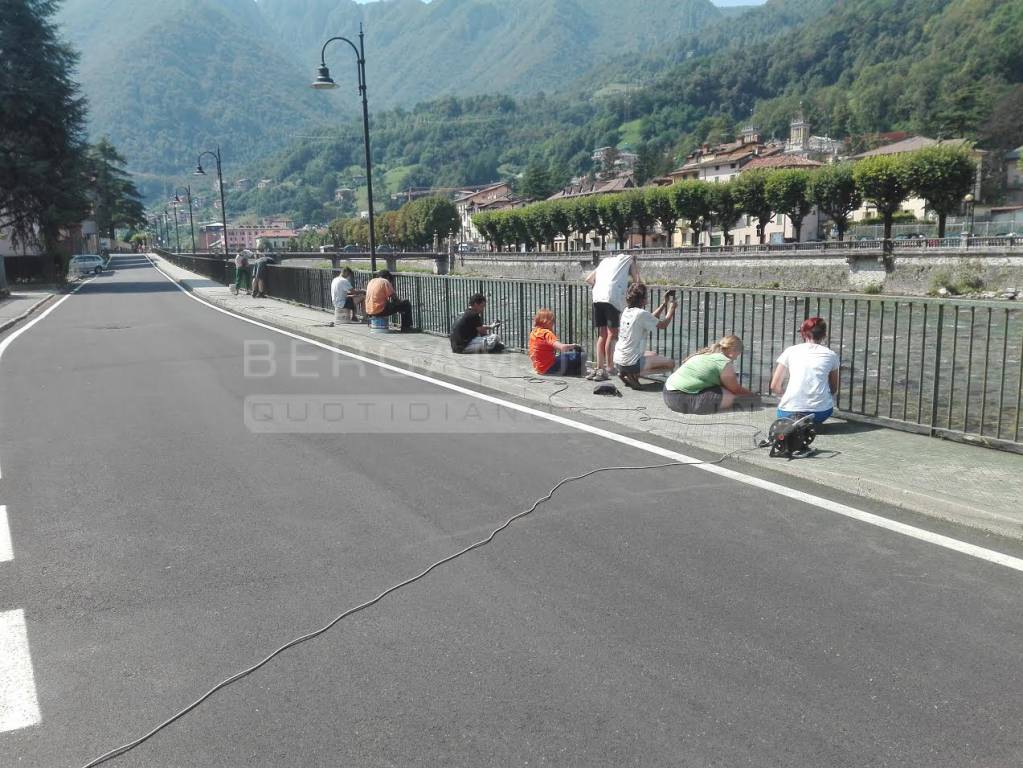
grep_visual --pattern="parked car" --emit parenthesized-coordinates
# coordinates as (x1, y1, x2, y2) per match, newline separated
(376, 245, 396, 253)
(69, 254, 105, 275)
(995, 232, 1017, 238)
(341, 244, 364, 253)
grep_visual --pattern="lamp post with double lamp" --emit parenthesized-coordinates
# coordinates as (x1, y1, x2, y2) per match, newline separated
(312, 26, 378, 273)
(195, 146, 230, 258)
(173, 186, 197, 254)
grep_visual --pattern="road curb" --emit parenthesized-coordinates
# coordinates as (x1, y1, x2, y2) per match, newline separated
(152, 257, 1023, 543)
(0, 294, 56, 335)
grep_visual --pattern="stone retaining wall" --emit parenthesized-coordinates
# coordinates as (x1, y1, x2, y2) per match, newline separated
(454, 251, 1023, 297)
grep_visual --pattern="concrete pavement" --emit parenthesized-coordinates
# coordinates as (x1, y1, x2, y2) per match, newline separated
(2, 255, 1022, 766)
(153, 253, 1023, 542)
(0, 289, 55, 334)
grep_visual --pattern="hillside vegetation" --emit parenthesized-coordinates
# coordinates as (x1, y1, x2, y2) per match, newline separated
(229, 0, 1023, 226)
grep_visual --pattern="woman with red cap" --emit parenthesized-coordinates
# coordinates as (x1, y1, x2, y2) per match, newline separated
(769, 317, 841, 424)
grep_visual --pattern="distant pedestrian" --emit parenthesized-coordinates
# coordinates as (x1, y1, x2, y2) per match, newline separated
(450, 293, 504, 353)
(250, 254, 275, 298)
(585, 252, 639, 381)
(613, 283, 676, 389)
(528, 308, 584, 375)
(770, 317, 840, 424)
(364, 269, 415, 332)
(663, 335, 756, 414)
(230, 249, 252, 295)
(330, 267, 365, 324)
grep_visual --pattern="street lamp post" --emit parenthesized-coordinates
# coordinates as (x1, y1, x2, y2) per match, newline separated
(313, 25, 378, 273)
(963, 193, 976, 238)
(174, 186, 197, 254)
(167, 206, 181, 254)
(196, 146, 230, 258)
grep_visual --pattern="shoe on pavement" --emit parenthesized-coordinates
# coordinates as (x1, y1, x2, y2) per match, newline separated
(592, 369, 609, 382)
(584, 368, 598, 380)
(230, 285, 238, 295)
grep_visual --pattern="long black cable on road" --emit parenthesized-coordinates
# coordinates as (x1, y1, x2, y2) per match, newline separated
(80, 448, 756, 767)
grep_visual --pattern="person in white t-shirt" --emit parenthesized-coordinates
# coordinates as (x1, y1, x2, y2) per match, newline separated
(770, 316, 841, 423)
(329, 266, 365, 325)
(612, 283, 676, 389)
(585, 252, 639, 381)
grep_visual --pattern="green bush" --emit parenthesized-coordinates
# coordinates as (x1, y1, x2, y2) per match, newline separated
(862, 282, 884, 294)
(929, 262, 985, 295)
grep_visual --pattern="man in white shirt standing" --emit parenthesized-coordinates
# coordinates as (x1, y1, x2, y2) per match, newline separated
(585, 252, 639, 381)
(329, 266, 365, 325)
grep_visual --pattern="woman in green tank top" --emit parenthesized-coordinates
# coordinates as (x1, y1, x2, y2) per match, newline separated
(663, 335, 755, 414)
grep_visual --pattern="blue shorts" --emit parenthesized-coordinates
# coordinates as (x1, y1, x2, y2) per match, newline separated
(776, 407, 832, 424)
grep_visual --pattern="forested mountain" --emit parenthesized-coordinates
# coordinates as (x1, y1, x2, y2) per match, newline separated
(57, 0, 343, 189)
(229, 0, 1023, 226)
(56, 0, 723, 195)
(254, 0, 722, 106)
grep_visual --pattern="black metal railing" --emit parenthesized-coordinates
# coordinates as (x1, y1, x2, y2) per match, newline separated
(163, 253, 1023, 451)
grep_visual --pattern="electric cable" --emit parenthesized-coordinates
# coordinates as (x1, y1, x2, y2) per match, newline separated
(79, 449, 758, 767)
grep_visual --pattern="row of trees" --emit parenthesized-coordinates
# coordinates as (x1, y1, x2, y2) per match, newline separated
(1, 0, 145, 279)
(303, 197, 461, 251)
(471, 147, 977, 252)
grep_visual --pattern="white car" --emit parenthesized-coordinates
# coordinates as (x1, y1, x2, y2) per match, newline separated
(69, 254, 105, 275)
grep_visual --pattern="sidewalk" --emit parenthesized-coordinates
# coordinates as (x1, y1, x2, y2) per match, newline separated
(154, 255, 1023, 542)
(0, 288, 55, 333)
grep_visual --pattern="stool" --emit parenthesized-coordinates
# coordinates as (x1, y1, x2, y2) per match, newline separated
(369, 316, 390, 333)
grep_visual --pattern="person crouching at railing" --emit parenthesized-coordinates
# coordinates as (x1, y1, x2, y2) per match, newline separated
(450, 293, 505, 353)
(364, 269, 415, 332)
(613, 283, 676, 389)
(528, 308, 585, 376)
(769, 317, 840, 424)
(663, 335, 756, 414)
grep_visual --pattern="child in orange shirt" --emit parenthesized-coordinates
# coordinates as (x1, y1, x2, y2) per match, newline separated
(528, 308, 585, 375)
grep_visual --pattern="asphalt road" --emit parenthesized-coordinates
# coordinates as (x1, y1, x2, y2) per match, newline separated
(1, 256, 1021, 768)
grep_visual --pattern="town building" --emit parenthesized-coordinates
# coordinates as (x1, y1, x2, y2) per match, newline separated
(454, 182, 528, 244)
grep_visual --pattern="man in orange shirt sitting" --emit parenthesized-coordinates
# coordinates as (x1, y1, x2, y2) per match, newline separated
(364, 269, 415, 332)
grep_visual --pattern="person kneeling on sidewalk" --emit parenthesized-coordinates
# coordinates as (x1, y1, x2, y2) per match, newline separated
(330, 266, 366, 325)
(529, 308, 584, 375)
(663, 334, 757, 414)
(613, 283, 676, 389)
(230, 250, 252, 295)
(364, 269, 415, 332)
(450, 293, 504, 353)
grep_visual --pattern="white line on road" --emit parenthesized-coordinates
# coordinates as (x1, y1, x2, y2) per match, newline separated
(0, 279, 93, 363)
(151, 257, 1023, 574)
(0, 610, 41, 732)
(0, 505, 12, 562)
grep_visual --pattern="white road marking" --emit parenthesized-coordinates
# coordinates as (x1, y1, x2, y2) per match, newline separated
(150, 256, 1023, 573)
(0, 505, 11, 562)
(0, 610, 41, 732)
(0, 279, 93, 362)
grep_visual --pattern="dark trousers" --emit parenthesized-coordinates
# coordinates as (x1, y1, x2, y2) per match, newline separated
(373, 296, 413, 330)
(546, 348, 585, 376)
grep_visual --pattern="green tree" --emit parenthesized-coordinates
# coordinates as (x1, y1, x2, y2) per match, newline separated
(905, 146, 977, 238)
(401, 196, 460, 248)
(597, 194, 632, 249)
(809, 164, 862, 241)
(765, 169, 814, 242)
(87, 137, 146, 240)
(853, 155, 913, 242)
(518, 161, 556, 200)
(644, 186, 678, 248)
(620, 189, 655, 247)
(732, 171, 774, 244)
(707, 182, 742, 245)
(546, 200, 575, 251)
(0, 0, 90, 278)
(327, 217, 348, 249)
(670, 181, 712, 246)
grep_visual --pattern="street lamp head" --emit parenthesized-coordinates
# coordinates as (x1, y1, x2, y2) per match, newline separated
(194, 164, 206, 176)
(312, 65, 338, 90)
(172, 194, 181, 204)
(964, 193, 975, 203)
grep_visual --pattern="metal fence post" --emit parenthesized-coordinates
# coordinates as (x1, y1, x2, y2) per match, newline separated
(702, 291, 710, 347)
(415, 276, 423, 330)
(518, 282, 526, 347)
(929, 303, 945, 434)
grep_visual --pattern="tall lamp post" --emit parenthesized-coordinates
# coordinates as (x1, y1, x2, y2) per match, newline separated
(173, 186, 197, 254)
(963, 193, 976, 238)
(196, 146, 230, 258)
(312, 25, 377, 273)
(166, 206, 181, 254)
